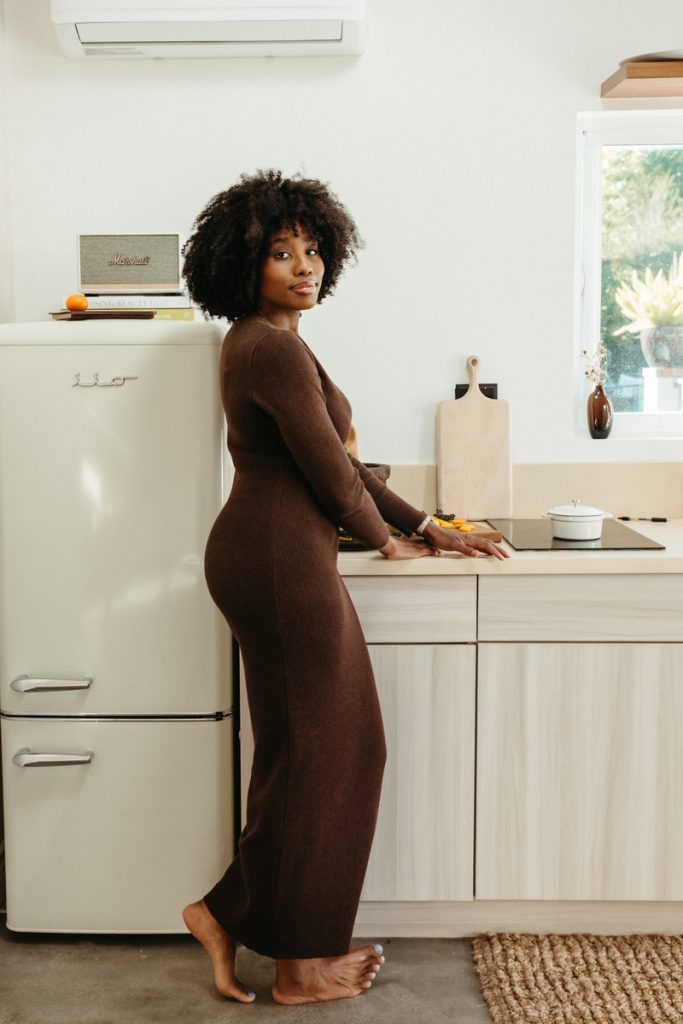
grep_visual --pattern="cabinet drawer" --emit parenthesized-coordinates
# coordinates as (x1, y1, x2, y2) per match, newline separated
(343, 576, 476, 643)
(478, 574, 683, 641)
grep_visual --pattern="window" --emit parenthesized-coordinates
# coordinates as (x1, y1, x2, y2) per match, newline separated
(579, 113, 683, 438)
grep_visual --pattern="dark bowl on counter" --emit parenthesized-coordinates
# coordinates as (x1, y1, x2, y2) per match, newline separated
(363, 462, 390, 483)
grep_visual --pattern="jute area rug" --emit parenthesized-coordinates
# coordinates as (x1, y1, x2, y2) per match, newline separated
(472, 932, 683, 1023)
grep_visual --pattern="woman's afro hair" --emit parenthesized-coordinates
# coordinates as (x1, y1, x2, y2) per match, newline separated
(182, 169, 363, 322)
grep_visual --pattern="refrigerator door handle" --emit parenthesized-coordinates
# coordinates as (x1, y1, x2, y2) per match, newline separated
(10, 674, 93, 693)
(12, 748, 95, 768)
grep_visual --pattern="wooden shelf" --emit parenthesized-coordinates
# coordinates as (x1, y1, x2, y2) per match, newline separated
(602, 60, 683, 98)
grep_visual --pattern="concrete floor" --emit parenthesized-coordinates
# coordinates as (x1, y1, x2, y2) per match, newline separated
(0, 919, 492, 1024)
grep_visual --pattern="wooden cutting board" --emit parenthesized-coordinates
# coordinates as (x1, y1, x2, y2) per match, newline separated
(436, 523, 503, 542)
(437, 355, 512, 519)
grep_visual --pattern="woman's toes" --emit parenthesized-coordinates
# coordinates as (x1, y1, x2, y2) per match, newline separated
(362, 980, 372, 989)
(224, 984, 256, 1003)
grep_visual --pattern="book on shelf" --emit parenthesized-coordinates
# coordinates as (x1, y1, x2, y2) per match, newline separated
(148, 308, 196, 321)
(50, 310, 155, 321)
(84, 293, 192, 309)
(49, 308, 196, 322)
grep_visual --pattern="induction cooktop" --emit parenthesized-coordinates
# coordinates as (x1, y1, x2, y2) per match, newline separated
(487, 518, 665, 551)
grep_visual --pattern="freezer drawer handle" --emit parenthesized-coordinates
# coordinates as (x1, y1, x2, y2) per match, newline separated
(10, 674, 92, 693)
(12, 748, 94, 768)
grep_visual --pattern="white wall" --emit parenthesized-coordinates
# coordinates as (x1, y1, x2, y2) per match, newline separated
(0, 0, 15, 324)
(4, 0, 683, 463)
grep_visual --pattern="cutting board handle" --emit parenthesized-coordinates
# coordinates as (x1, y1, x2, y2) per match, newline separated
(467, 356, 479, 388)
(464, 355, 483, 399)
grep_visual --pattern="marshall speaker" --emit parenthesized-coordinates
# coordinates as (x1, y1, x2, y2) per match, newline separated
(79, 233, 183, 294)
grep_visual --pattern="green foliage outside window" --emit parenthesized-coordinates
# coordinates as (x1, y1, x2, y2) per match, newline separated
(601, 146, 683, 411)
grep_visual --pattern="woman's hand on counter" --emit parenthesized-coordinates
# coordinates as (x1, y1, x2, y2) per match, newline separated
(379, 536, 441, 560)
(421, 522, 510, 560)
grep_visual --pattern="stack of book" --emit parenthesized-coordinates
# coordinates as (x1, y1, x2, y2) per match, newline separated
(84, 292, 197, 320)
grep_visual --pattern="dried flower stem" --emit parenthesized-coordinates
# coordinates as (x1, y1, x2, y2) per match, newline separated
(581, 343, 607, 386)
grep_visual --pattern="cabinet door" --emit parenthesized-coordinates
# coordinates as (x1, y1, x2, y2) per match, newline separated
(361, 644, 475, 901)
(476, 643, 683, 901)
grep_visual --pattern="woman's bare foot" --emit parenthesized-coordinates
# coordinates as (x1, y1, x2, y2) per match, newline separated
(272, 944, 385, 1004)
(182, 900, 256, 1003)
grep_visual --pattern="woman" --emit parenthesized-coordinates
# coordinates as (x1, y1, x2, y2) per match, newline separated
(181, 170, 508, 1006)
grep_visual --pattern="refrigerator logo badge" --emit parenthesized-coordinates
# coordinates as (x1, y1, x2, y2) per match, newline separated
(72, 373, 138, 388)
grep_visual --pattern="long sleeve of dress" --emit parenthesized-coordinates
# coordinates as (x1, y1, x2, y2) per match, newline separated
(249, 327, 392, 550)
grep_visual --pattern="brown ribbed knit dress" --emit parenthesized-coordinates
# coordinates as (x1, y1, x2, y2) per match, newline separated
(202, 313, 427, 959)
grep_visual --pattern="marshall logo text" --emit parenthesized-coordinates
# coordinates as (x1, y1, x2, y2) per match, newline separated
(108, 254, 151, 266)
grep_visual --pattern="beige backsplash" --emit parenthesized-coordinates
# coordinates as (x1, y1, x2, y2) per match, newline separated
(387, 463, 683, 519)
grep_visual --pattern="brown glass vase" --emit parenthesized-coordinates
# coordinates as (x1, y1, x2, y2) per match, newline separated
(587, 384, 613, 439)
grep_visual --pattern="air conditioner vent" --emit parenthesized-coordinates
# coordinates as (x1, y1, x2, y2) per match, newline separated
(52, 1, 365, 59)
(76, 19, 343, 45)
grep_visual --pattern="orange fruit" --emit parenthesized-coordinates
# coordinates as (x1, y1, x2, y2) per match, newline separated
(65, 293, 88, 312)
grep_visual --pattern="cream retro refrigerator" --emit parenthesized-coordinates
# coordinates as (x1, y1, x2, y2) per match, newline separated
(0, 320, 233, 932)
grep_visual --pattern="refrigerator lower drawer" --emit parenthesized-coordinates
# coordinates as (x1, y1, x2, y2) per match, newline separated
(1, 716, 233, 933)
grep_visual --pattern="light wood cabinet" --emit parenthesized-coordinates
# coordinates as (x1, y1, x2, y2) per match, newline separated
(478, 574, 683, 641)
(239, 565, 683, 929)
(360, 643, 475, 901)
(240, 580, 477, 905)
(343, 576, 476, 643)
(476, 642, 683, 900)
(476, 570, 683, 903)
(345, 577, 477, 902)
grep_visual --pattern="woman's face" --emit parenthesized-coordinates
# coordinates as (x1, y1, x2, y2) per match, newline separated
(258, 225, 325, 316)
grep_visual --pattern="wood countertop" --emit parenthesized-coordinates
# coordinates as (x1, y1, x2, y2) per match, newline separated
(338, 519, 682, 576)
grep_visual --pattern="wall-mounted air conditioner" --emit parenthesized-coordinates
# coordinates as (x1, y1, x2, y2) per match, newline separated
(51, 0, 366, 59)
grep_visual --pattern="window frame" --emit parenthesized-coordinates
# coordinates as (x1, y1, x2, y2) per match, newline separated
(577, 111, 683, 440)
